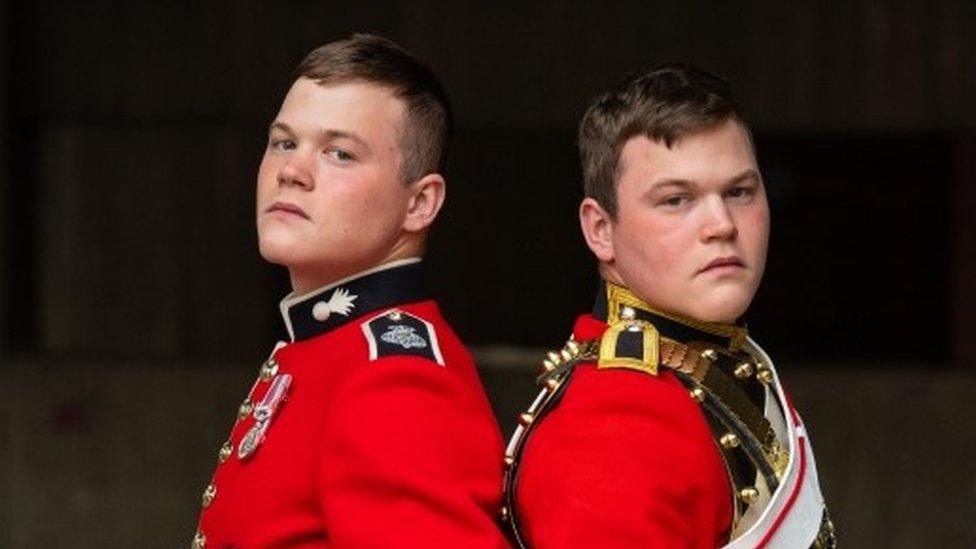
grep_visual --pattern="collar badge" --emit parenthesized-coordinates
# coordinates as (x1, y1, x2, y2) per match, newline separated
(312, 287, 358, 322)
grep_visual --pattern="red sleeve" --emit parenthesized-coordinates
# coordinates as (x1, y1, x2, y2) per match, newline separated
(320, 356, 510, 548)
(516, 366, 731, 548)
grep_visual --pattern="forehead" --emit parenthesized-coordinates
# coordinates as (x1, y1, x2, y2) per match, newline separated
(275, 78, 405, 137)
(617, 119, 757, 186)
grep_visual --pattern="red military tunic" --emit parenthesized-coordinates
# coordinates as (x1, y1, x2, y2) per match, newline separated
(513, 313, 732, 548)
(193, 259, 509, 548)
(507, 282, 833, 548)
(505, 283, 836, 549)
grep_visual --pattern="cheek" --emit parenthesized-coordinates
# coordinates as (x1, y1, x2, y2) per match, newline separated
(740, 206, 771, 253)
(632, 217, 686, 263)
(321, 177, 405, 232)
(256, 157, 279, 196)
(331, 186, 373, 214)
(614, 217, 678, 277)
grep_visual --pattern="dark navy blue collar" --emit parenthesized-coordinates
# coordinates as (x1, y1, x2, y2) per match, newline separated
(279, 259, 429, 342)
(592, 280, 748, 351)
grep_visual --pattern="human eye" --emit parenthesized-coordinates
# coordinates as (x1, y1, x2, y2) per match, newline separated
(269, 137, 296, 151)
(326, 148, 356, 163)
(657, 194, 692, 208)
(724, 186, 755, 202)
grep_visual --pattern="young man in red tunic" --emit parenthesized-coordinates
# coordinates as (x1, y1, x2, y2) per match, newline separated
(192, 34, 509, 548)
(503, 64, 834, 548)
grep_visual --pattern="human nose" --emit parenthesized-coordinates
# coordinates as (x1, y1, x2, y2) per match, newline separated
(277, 151, 314, 190)
(700, 196, 737, 242)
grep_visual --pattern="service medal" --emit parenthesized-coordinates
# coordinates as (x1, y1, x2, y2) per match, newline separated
(238, 421, 267, 460)
(237, 373, 292, 460)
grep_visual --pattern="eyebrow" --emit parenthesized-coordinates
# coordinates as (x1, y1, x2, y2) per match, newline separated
(268, 121, 369, 148)
(726, 169, 762, 186)
(650, 169, 761, 190)
(649, 178, 693, 191)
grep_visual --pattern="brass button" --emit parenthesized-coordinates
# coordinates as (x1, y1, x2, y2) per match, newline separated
(259, 359, 279, 381)
(689, 386, 706, 402)
(739, 487, 759, 505)
(700, 349, 719, 362)
(191, 530, 206, 549)
(620, 306, 636, 320)
(238, 398, 253, 420)
(201, 483, 217, 508)
(504, 454, 515, 466)
(757, 368, 774, 384)
(519, 412, 535, 426)
(720, 433, 740, 449)
(734, 362, 754, 378)
(218, 441, 232, 464)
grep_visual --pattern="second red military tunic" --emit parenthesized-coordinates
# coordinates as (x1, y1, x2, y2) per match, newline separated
(505, 282, 834, 547)
(513, 313, 732, 548)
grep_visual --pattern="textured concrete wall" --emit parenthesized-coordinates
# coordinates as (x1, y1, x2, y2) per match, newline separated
(0, 360, 974, 547)
(0, 361, 254, 547)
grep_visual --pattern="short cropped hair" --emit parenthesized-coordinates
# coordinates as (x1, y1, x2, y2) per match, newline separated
(578, 63, 747, 218)
(295, 34, 453, 183)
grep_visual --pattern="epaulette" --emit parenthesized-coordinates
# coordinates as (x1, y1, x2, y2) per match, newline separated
(597, 320, 660, 376)
(360, 309, 444, 366)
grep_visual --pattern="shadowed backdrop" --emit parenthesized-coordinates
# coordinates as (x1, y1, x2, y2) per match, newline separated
(2, 1, 975, 547)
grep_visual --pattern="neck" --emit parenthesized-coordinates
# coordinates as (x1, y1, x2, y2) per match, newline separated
(595, 280, 748, 351)
(288, 238, 425, 295)
(289, 256, 423, 297)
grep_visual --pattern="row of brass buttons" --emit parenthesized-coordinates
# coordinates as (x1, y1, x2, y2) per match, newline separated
(191, 357, 278, 548)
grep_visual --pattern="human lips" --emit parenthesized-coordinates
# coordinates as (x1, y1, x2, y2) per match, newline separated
(699, 256, 745, 274)
(266, 201, 310, 220)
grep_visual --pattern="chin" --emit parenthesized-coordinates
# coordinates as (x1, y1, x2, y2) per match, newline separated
(692, 292, 753, 324)
(258, 234, 305, 268)
(694, 308, 743, 324)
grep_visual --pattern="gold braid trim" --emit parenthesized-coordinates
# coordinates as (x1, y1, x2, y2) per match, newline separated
(605, 282, 748, 350)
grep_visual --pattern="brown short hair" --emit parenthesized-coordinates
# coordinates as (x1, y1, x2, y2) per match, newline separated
(578, 63, 747, 217)
(295, 34, 453, 183)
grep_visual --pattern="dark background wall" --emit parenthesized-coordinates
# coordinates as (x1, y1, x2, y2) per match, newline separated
(1, 1, 975, 547)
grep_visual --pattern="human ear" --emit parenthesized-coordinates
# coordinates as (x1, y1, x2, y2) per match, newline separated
(402, 173, 446, 233)
(579, 197, 615, 262)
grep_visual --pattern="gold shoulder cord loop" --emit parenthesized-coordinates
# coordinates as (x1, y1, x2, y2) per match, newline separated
(597, 320, 660, 375)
